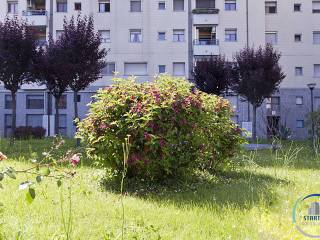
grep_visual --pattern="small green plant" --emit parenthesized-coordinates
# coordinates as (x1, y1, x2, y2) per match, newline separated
(0, 137, 81, 239)
(306, 110, 320, 154)
(77, 75, 245, 180)
(120, 136, 130, 240)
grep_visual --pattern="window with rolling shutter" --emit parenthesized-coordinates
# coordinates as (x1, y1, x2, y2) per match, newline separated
(265, 1, 277, 14)
(124, 63, 148, 76)
(26, 115, 43, 128)
(173, 0, 184, 11)
(313, 1, 320, 13)
(313, 32, 320, 44)
(314, 64, 320, 77)
(173, 62, 185, 76)
(265, 32, 277, 45)
(102, 62, 116, 75)
(99, 0, 110, 12)
(99, 30, 110, 43)
(196, 0, 215, 8)
(130, 0, 142, 12)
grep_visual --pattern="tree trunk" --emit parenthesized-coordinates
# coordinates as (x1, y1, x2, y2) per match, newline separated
(252, 104, 257, 141)
(73, 91, 80, 146)
(55, 96, 60, 135)
(11, 91, 17, 139)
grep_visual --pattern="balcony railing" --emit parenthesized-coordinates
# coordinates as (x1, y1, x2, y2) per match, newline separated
(192, 8, 219, 14)
(193, 39, 219, 45)
(22, 10, 47, 16)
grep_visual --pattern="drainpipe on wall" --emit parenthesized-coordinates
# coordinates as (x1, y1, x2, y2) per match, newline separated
(188, 0, 193, 81)
(46, 0, 54, 136)
(246, 0, 251, 122)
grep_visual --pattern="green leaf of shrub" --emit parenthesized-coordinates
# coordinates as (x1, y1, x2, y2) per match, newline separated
(42, 168, 50, 176)
(57, 179, 62, 188)
(26, 188, 36, 204)
(36, 175, 43, 183)
(5, 171, 16, 179)
(0, 173, 4, 181)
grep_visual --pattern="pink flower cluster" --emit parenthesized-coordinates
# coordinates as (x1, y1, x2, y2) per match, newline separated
(152, 90, 161, 104)
(127, 152, 141, 166)
(70, 154, 80, 166)
(0, 152, 7, 161)
(131, 101, 143, 113)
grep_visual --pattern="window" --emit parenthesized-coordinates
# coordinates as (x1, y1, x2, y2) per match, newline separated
(99, 0, 110, 12)
(130, 0, 142, 12)
(173, 62, 185, 76)
(56, 30, 64, 39)
(124, 63, 148, 76)
(26, 115, 43, 128)
(294, 34, 302, 42)
(7, 1, 18, 14)
(295, 67, 303, 76)
(294, 3, 301, 12)
(74, 2, 81, 10)
(130, 29, 142, 42)
(173, 0, 184, 11)
(313, 31, 320, 44)
(225, 0, 236, 11)
(296, 96, 303, 105)
(158, 1, 166, 10)
(158, 32, 166, 41)
(5, 94, 12, 109)
(296, 120, 304, 128)
(99, 30, 111, 43)
(173, 29, 185, 42)
(57, 95, 67, 109)
(314, 64, 320, 77)
(26, 95, 44, 109)
(4, 114, 12, 137)
(265, 32, 277, 45)
(265, 1, 277, 14)
(77, 94, 81, 103)
(58, 114, 67, 136)
(313, 1, 320, 13)
(225, 29, 237, 42)
(196, 0, 215, 8)
(57, 0, 67, 12)
(101, 62, 116, 75)
(158, 65, 166, 73)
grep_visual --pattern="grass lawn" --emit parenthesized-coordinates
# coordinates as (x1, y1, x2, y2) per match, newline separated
(0, 138, 319, 239)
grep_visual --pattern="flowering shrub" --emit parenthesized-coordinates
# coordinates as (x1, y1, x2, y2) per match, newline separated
(77, 75, 245, 180)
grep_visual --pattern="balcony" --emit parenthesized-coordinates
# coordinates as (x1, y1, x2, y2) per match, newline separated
(22, 10, 48, 26)
(192, 10, 219, 25)
(193, 39, 219, 56)
(193, 0, 219, 24)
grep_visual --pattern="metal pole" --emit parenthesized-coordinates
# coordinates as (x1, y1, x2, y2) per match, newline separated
(246, 0, 250, 122)
(311, 88, 315, 140)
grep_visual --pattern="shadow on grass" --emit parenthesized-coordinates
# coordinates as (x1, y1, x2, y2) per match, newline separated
(102, 170, 290, 210)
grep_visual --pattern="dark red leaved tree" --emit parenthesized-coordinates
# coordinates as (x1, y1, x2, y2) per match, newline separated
(231, 45, 285, 140)
(193, 55, 231, 95)
(33, 37, 72, 135)
(58, 15, 107, 139)
(0, 17, 38, 136)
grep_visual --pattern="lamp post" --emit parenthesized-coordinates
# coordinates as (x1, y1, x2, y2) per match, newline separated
(307, 83, 316, 142)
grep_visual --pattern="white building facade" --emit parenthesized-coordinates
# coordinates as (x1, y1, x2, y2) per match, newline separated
(0, 0, 319, 139)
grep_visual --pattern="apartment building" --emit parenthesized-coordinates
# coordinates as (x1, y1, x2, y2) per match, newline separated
(0, 0, 319, 139)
